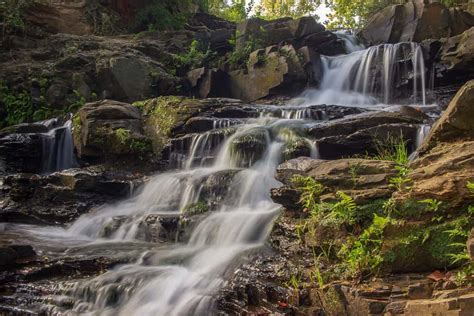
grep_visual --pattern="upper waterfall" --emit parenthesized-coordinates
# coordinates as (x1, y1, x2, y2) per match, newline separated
(297, 41, 427, 107)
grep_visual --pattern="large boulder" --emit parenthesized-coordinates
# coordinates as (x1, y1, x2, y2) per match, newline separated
(229, 45, 308, 102)
(360, 0, 474, 45)
(96, 55, 179, 102)
(73, 99, 151, 159)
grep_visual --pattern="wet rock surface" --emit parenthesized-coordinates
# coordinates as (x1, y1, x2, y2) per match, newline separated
(0, 167, 143, 225)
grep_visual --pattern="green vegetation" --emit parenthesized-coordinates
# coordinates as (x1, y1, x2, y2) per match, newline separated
(133, 96, 181, 155)
(0, 81, 33, 127)
(0, 0, 35, 35)
(174, 40, 216, 73)
(338, 214, 392, 277)
(0, 79, 87, 128)
(92, 127, 152, 157)
(183, 201, 209, 215)
(205, 0, 251, 22)
(72, 113, 82, 145)
(292, 174, 325, 212)
(468, 181, 474, 216)
(227, 35, 263, 70)
(284, 273, 303, 291)
(290, 173, 474, 282)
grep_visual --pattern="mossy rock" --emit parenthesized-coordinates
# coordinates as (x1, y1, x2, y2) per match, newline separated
(282, 137, 312, 161)
(229, 127, 269, 167)
(382, 216, 472, 273)
(90, 127, 153, 156)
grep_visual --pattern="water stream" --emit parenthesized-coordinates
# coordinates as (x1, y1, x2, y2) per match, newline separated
(2, 39, 432, 315)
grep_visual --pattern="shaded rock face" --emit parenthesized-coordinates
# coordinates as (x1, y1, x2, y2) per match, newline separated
(438, 27, 474, 83)
(0, 31, 186, 108)
(0, 118, 76, 174)
(187, 67, 230, 99)
(0, 245, 36, 267)
(23, 1, 93, 36)
(360, 0, 474, 45)
(0, 133, 43, 174)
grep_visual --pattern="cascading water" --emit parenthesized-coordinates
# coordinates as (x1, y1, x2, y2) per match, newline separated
(40, 116, 77, 173)
(46, 116, 290, 315)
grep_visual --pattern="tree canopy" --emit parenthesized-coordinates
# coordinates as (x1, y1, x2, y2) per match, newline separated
(204, 0, 462, 30)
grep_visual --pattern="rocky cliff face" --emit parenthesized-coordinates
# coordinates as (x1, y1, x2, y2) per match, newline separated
(359, 0, 474, 45)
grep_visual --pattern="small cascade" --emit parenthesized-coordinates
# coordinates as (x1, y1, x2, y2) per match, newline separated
(412, 43, 426, 105)
(257, 106, 328, 120)
(408, 124, 431, 161)
(167, 128, 235, 169)
(415, 124, 431, 149)
(335, 30, 365, 53)
(212, 118, 241, 129)
(41, 117, 77, 173)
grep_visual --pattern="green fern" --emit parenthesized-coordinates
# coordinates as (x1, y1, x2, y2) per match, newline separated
(292, 175, 325, 212)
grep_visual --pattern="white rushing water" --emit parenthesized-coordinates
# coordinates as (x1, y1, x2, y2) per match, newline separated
(3, 37, 431, 315)
(295, 42, 427, 107)
(40, 116, 77, 173)
(59, 116, 287, 315)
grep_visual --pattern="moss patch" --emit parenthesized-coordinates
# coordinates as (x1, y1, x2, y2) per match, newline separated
(89, 126, 152, 157)
(382, 216, 472, 273)
(134, 96, 183, 156)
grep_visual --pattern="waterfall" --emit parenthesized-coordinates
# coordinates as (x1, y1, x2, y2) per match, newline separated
(56, 116, 285, 315)
(300, 42, 427, 106)
(40, 117, 77, 173)
(412, 43, 426, 106)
